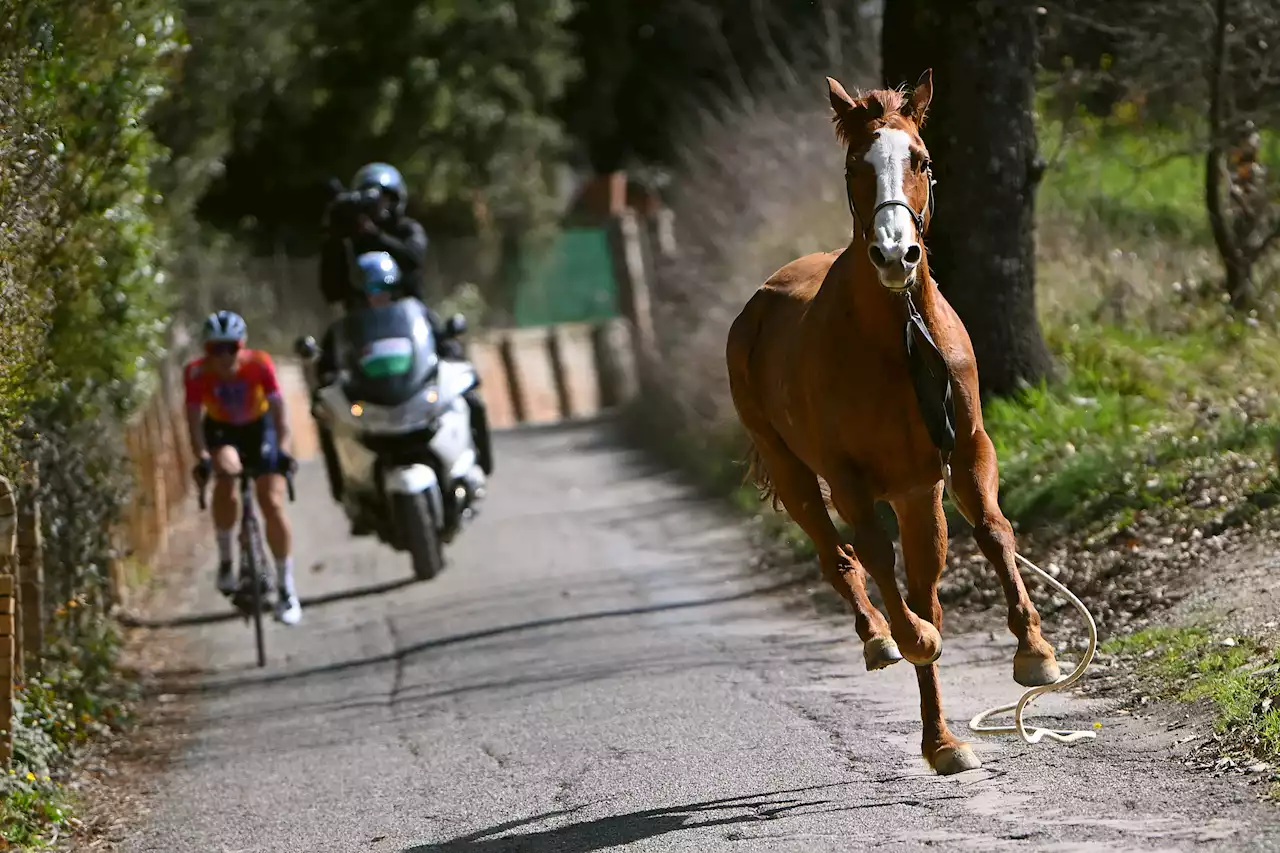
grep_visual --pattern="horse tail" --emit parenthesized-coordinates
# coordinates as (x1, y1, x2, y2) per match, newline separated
(743, 439, 835, 513)
(743, 440, 782, 512)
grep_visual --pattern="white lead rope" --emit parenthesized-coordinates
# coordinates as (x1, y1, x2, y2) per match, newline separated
(967, 551, 1099, 744)
(943, 467, 1099, 745)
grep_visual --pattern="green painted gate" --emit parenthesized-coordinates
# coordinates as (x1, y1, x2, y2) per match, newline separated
(512, 227, 619, 328)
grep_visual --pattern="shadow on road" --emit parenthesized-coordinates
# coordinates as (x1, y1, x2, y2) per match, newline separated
(402, 783, 964, 852)
(154, 576, 808, 694)
(118, 576, 420, 629)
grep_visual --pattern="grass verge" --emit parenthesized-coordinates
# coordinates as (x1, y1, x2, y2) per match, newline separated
(1104, 625, 1280, 792)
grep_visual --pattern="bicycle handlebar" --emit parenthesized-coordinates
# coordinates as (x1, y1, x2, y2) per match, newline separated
(196, 466, 296, 511)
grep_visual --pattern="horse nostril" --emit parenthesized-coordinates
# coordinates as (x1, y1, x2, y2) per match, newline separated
(903, 245, 922, 266)
(868, 245, 887, 268)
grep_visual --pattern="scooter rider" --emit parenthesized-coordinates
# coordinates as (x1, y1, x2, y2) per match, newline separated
(311, 250, 495, 510)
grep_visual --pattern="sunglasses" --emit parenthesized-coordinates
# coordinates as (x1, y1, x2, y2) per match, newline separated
(206, 341, 242, 356)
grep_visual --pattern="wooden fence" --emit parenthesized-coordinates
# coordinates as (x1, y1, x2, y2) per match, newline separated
(467, 316, 639, 428)
(0, 342, 200, 767)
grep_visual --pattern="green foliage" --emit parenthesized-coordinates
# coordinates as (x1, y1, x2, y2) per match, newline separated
(559, 1, 879, 172)
(21, 0, 180, 415)
(1036, 102, 1280, 245)
(198, 0, 580, 239)
(0, 3, 61, 469)
(982, 313, 1280, 535)
(1104, 626, 1280, 775)
(0, 607, 132, 847)
(150, 0, 313, 218)
(0, 3, 179, 839)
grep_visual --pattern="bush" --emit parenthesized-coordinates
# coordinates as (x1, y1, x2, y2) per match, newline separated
(0, 1, 181, 842)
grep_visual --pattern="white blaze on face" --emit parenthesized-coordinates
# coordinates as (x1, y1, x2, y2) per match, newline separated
(863, 128, 917, 254)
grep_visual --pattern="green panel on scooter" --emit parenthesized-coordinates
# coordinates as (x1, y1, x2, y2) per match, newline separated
(360, 337, 414, 378)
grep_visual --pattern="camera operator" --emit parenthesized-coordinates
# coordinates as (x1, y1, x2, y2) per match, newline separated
(315, 163, 464, 372)
(319, 162, 430, 309)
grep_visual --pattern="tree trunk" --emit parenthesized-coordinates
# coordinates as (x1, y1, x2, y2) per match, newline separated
(1224, 258, 1255, 310)
(1202, 0, 1254, 311)
(883, 0, 1055, 399)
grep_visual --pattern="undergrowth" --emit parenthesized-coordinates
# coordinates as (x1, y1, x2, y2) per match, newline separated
(1, 604, 135, 848)
(1104, 626, 1280, 790)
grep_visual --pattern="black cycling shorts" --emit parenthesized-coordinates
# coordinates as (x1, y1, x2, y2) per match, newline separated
(203, 416, 281, 475)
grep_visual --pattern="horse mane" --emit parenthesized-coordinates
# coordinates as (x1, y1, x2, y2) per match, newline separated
(832, 85, 910, 146)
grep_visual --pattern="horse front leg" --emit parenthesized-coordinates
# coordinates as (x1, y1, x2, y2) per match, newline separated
(949, 429, 1060, 687)
(895, 485, 979, 775)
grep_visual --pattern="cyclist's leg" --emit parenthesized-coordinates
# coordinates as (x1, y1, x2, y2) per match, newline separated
(249, 418, 301, 624)
(204, 418, 243, 594)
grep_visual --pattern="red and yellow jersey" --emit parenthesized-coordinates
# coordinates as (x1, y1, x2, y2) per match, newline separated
(184, 349, 281, 426)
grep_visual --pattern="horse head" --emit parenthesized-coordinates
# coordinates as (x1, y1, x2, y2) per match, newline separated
(827, 70, 935, 292)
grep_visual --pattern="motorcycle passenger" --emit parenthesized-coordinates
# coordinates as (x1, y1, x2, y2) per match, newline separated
(184, 310, 302, 626)
(335, 251, 496, 481)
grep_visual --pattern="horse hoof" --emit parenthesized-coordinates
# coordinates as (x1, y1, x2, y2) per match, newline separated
(863, 637, 903, 671)
(1014, 651, 1062, 687)
(933, 745, 981, 775)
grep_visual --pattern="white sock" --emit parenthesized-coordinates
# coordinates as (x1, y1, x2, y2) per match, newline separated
(216, 528, 234, 564)
(276, 556, 296, 598)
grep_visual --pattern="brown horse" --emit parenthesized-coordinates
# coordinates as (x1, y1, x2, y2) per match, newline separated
(725, 70, 1061, 775)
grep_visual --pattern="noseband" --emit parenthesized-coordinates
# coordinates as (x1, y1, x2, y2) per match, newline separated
(844, 164, 936, 242)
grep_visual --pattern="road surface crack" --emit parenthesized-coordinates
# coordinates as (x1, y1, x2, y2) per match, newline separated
(386, 613, 406, 705)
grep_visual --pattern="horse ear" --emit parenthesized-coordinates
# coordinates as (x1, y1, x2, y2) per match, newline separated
(827, 76, 863, 143)
(905, 68, 933, 128)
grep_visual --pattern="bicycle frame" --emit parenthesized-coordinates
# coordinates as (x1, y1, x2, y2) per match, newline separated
(198, 465, 296, 668)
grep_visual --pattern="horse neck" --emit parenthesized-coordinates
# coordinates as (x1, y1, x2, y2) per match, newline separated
(818, 237, 940, 332)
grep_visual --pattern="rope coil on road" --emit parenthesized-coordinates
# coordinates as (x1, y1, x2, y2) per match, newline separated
(967, 552, 1099, 745)
(943, 465, 1099, 746)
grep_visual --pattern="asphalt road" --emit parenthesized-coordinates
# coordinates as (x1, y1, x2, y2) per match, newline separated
(121, 419, 1280, 853)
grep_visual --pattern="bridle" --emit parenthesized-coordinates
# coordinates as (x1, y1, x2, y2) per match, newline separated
(843, 155, 954, 460)
(844, 161, 937, 243)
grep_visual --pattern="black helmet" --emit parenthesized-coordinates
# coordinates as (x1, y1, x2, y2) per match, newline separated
(351, 162, 408, 218)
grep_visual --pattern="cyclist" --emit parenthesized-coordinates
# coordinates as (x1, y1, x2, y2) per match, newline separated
(184, 310, 302, 626)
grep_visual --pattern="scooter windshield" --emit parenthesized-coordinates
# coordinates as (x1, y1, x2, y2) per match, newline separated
(336, 298, 439, 407)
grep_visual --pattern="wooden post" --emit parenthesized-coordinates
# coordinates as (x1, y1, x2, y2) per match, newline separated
(549, 323, 603, 420)
(646, 206, 678, 261)
(467, 335, 519, 430)
(0, 475, 17, 769)
(503, 328, 562, 425)
(591, 318, 639, 408)
(607, 209, 657, 362)
(0, 574, 14, 769)
(17, 464, 43, 669)
(147, 401, 170, 563)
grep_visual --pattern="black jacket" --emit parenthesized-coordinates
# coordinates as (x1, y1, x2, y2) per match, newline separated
(318, 216, 430, 312)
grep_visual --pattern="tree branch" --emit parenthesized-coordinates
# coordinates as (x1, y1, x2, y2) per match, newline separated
(1205, 0, 1239, 269)
(1249, 217, 1280, 261)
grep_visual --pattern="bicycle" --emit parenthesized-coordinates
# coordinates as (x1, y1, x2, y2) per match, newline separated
(197, 461, 297, 668)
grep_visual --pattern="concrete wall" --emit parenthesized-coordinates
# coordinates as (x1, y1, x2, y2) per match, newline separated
(466, 316, 639, 429)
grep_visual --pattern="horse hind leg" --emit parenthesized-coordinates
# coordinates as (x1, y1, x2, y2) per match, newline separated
(895, 486, 980, 775)
(745, 431, 901, 671)
(949, 430, 1060, 688)
(826, 472, 942, 668)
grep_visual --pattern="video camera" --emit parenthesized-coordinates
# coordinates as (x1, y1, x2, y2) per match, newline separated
(323, 177, 385, 236)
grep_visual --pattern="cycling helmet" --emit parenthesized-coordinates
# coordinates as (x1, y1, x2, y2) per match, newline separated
(355, 251, 401, 296)
(351, 162, 408, 218)
(201, 310, 247, 345)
